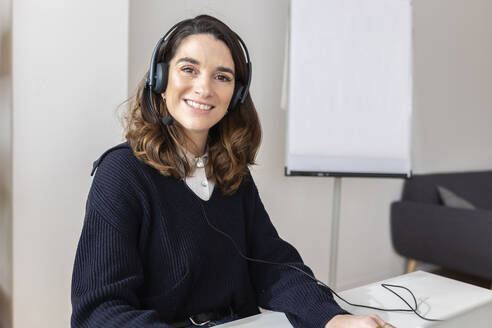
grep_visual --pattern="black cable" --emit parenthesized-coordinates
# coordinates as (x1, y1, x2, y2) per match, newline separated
(195, 194, 441, 321)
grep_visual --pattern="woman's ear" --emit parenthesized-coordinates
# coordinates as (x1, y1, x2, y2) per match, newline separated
(161, 93, 166, 101)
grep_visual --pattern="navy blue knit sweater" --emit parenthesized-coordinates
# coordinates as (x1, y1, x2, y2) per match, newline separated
(71, 143, 348, 327)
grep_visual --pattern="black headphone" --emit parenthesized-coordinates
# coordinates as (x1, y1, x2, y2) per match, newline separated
(145, 20, 252, 117)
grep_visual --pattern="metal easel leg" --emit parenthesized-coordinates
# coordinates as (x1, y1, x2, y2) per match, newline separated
(329, 177, 342, 290)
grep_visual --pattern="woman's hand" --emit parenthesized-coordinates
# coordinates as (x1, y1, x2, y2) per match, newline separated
(325, 314, 396, 328)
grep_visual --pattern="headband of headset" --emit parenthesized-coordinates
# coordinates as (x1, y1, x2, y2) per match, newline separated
(145, 20, 252, 111)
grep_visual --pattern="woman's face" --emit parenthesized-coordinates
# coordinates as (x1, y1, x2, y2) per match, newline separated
(163, 33, 235, 141)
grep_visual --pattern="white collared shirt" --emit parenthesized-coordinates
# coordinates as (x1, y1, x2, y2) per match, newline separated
(182, 149, 215, 201)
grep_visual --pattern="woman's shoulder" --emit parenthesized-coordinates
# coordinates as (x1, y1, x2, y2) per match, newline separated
(236, 169, 259, 197)
(87, 142, 153, 212)
(90, 141, 172, 193)
(90, 141, 136, 177)
(86, 142, 150, 232)
(88, 141, 157, 195)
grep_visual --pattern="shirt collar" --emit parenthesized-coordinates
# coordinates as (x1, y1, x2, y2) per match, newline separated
(180, 146, 209, 167)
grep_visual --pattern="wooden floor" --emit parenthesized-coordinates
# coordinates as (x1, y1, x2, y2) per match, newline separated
(431, 268, 491, 289)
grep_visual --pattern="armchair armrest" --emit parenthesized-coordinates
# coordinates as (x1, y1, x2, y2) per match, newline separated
(391, 201, 492, 280)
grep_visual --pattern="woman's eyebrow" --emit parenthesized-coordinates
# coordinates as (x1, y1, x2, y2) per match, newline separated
(176, 57, 235, 76)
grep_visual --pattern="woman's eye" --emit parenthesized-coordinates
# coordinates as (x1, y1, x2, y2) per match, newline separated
(181, 67, 196, 74)
(216, 74, 232, 82)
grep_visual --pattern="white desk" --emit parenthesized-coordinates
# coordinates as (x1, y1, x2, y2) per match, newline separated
(217, 271, 492, 327)
(336, 271, 492, 327)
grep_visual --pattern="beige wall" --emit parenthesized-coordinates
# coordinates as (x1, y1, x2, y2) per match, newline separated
(412, 0, 492, 173)
(0, 0, 12, 326)
(12, 1, 128, 327)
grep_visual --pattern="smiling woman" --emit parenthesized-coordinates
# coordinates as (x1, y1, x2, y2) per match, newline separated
(70, 14, 392, 328)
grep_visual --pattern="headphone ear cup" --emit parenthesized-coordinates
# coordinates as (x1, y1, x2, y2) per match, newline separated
(153, 62, 169, 94)
(228, 83, 244, 111)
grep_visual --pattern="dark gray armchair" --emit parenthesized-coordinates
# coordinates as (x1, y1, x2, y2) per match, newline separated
(390, 171, 492, 281)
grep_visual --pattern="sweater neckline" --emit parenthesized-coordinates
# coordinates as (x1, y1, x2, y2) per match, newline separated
(183, 178, 219, 203)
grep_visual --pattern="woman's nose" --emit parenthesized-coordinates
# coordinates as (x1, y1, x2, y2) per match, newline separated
(193, 75, 213, 98)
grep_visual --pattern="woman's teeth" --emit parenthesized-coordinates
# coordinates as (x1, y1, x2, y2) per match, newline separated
(186, 99, 213, 110)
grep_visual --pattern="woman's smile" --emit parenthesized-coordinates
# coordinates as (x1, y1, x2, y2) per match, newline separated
(184, 98, 215, 113)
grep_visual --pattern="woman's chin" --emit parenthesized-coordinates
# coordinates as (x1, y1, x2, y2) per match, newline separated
(178, 122, 213, 135)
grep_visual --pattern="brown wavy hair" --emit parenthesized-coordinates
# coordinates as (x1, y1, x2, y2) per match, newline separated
(123, 15, 262, 195)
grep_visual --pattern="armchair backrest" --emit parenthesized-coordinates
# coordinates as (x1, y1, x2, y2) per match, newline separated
(401, 171, 492, 210)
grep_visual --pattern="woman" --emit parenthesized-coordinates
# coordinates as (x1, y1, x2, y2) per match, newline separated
(71, 15, 394, 328)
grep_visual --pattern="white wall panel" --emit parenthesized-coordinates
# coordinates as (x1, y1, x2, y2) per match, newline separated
(12, 1, 128, 327)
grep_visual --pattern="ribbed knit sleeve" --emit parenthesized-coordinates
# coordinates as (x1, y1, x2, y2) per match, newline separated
(71, 149, 171, 328)
(246, 180, 349, 328)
